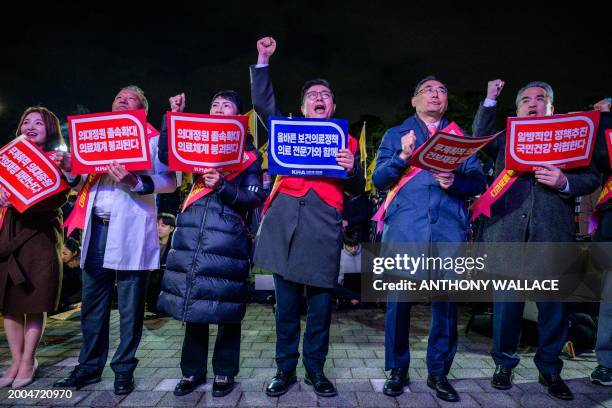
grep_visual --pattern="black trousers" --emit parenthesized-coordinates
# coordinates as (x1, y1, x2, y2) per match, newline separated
(78, 218, 148, 375)
(273, 273, 333, 374)
(180, 322, 241, 380)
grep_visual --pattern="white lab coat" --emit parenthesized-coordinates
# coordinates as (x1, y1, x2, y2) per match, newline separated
(77, 135, 176, 270)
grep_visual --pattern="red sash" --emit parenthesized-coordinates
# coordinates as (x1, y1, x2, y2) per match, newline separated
(588, 176, 612, 234)
(146, 123, 160, 138)
(469, 169, 522, 221)
(63, 174, 101, 236)
(182, 151, 258, 212)
(0, 207, 6, 232)
(371, 167, 422, 233)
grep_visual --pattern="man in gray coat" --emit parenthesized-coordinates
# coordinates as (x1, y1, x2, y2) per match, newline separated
(472, 80, 599, 400)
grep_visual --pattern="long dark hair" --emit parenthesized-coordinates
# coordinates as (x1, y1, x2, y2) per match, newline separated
(16, 106, 65, 152)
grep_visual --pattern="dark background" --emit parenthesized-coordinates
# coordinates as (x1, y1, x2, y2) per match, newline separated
(1, 2, 610, 152)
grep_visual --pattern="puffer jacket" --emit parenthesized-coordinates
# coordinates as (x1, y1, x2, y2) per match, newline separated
(157, 141, 265, 323)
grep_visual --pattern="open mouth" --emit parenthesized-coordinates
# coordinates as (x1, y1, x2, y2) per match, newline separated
(527, 109, 538, 116)
(26, 132, 38, 137)
(314, 104, 326, 113)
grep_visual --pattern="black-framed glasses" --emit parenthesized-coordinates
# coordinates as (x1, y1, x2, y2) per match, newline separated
(305, 91, 333, 100)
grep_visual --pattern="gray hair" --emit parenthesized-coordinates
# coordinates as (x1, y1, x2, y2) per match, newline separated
(120, 85, 149, 112)
(515, 81, 554, 107)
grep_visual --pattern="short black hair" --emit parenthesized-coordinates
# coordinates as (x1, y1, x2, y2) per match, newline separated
(64, 237, 81, 255)
(211, 90, 243, 114)
(157, 212, 176, 228)
(413, 75, 446, 96)
(343, 230, 360, 246)
(300, 78, 336, 104)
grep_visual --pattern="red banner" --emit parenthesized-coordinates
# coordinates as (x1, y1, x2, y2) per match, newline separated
(167, 112, 247, 173)
(371, 122, 479, 232)
(0, 136, 69, 213)
(408, 130, 498, 172)
(505, 111, 600, 172)
(68, 110, 151, 174)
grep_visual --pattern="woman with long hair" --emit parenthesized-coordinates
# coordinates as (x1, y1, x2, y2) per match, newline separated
(0, 107, 70, 388)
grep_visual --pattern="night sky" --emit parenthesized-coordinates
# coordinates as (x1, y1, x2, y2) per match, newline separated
(1, 2, 610, 145)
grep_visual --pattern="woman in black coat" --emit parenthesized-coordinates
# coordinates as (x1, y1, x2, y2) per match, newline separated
(156, 90, 265, 397)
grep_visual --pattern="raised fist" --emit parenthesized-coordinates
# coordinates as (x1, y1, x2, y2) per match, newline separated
(257, 37, 277, 65)
(593, 98, 611, 112)
(486, 79, 505, 100)
(169, 93, 186, 113)
(399, 130, 417, 161)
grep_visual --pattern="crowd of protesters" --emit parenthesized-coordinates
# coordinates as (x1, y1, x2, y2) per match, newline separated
(0, 36, 610, 404)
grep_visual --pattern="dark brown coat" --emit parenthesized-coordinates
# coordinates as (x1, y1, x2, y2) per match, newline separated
(0, 192, 67, 314)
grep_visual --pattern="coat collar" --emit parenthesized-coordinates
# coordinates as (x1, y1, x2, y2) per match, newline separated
(397, 114, 450, 144)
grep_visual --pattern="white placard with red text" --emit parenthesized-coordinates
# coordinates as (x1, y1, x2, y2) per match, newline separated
(68, 110, 151, 174)
(506, 111, 600, 172)
(167, 112, 247, 173)
(0, 136, 69, 213)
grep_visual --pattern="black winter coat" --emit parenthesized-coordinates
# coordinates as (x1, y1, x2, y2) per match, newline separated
(472, 103, 600, 242)
(157, 117, 265, 323)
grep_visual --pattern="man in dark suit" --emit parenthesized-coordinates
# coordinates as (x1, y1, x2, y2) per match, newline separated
(472, 80, 600, 400)
(251, 37, 364, 398)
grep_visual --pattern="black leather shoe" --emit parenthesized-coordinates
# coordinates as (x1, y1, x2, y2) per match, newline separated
(427, 374, 459, 402)
(174, 376, 205, 397)
(266, 370, 297, 397)
(539, 373, 574, 400)
(383, 367, 409, 397)
(53, 368, 101, 390)
(491, 365, 514, 390)
(304, 371, 337, 397)
(114, 372, 135, 396)
(212, 375, 235, 397)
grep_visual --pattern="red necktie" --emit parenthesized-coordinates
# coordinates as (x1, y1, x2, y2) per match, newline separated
(427, 124, 438, 137)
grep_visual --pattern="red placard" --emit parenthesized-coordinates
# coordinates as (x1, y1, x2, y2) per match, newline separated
(606, 129, 612, 168)
(408, 131, 498, 172)
(0, 136, 69, 213)
(505, 110, 600, 172)
(167, 112, 247, 173)
(68, 110, 151, 174)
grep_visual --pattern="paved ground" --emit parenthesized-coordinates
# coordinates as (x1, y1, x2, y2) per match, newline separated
(0, 304, 610, 407)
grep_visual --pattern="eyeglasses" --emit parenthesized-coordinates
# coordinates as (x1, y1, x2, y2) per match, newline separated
(305, 91, 333, 100)
(416, 86, 448, 96)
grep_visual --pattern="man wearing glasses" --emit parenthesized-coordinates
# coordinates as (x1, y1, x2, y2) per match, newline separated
(250, 37, 364, 398)
(373, 76, 486, 403)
